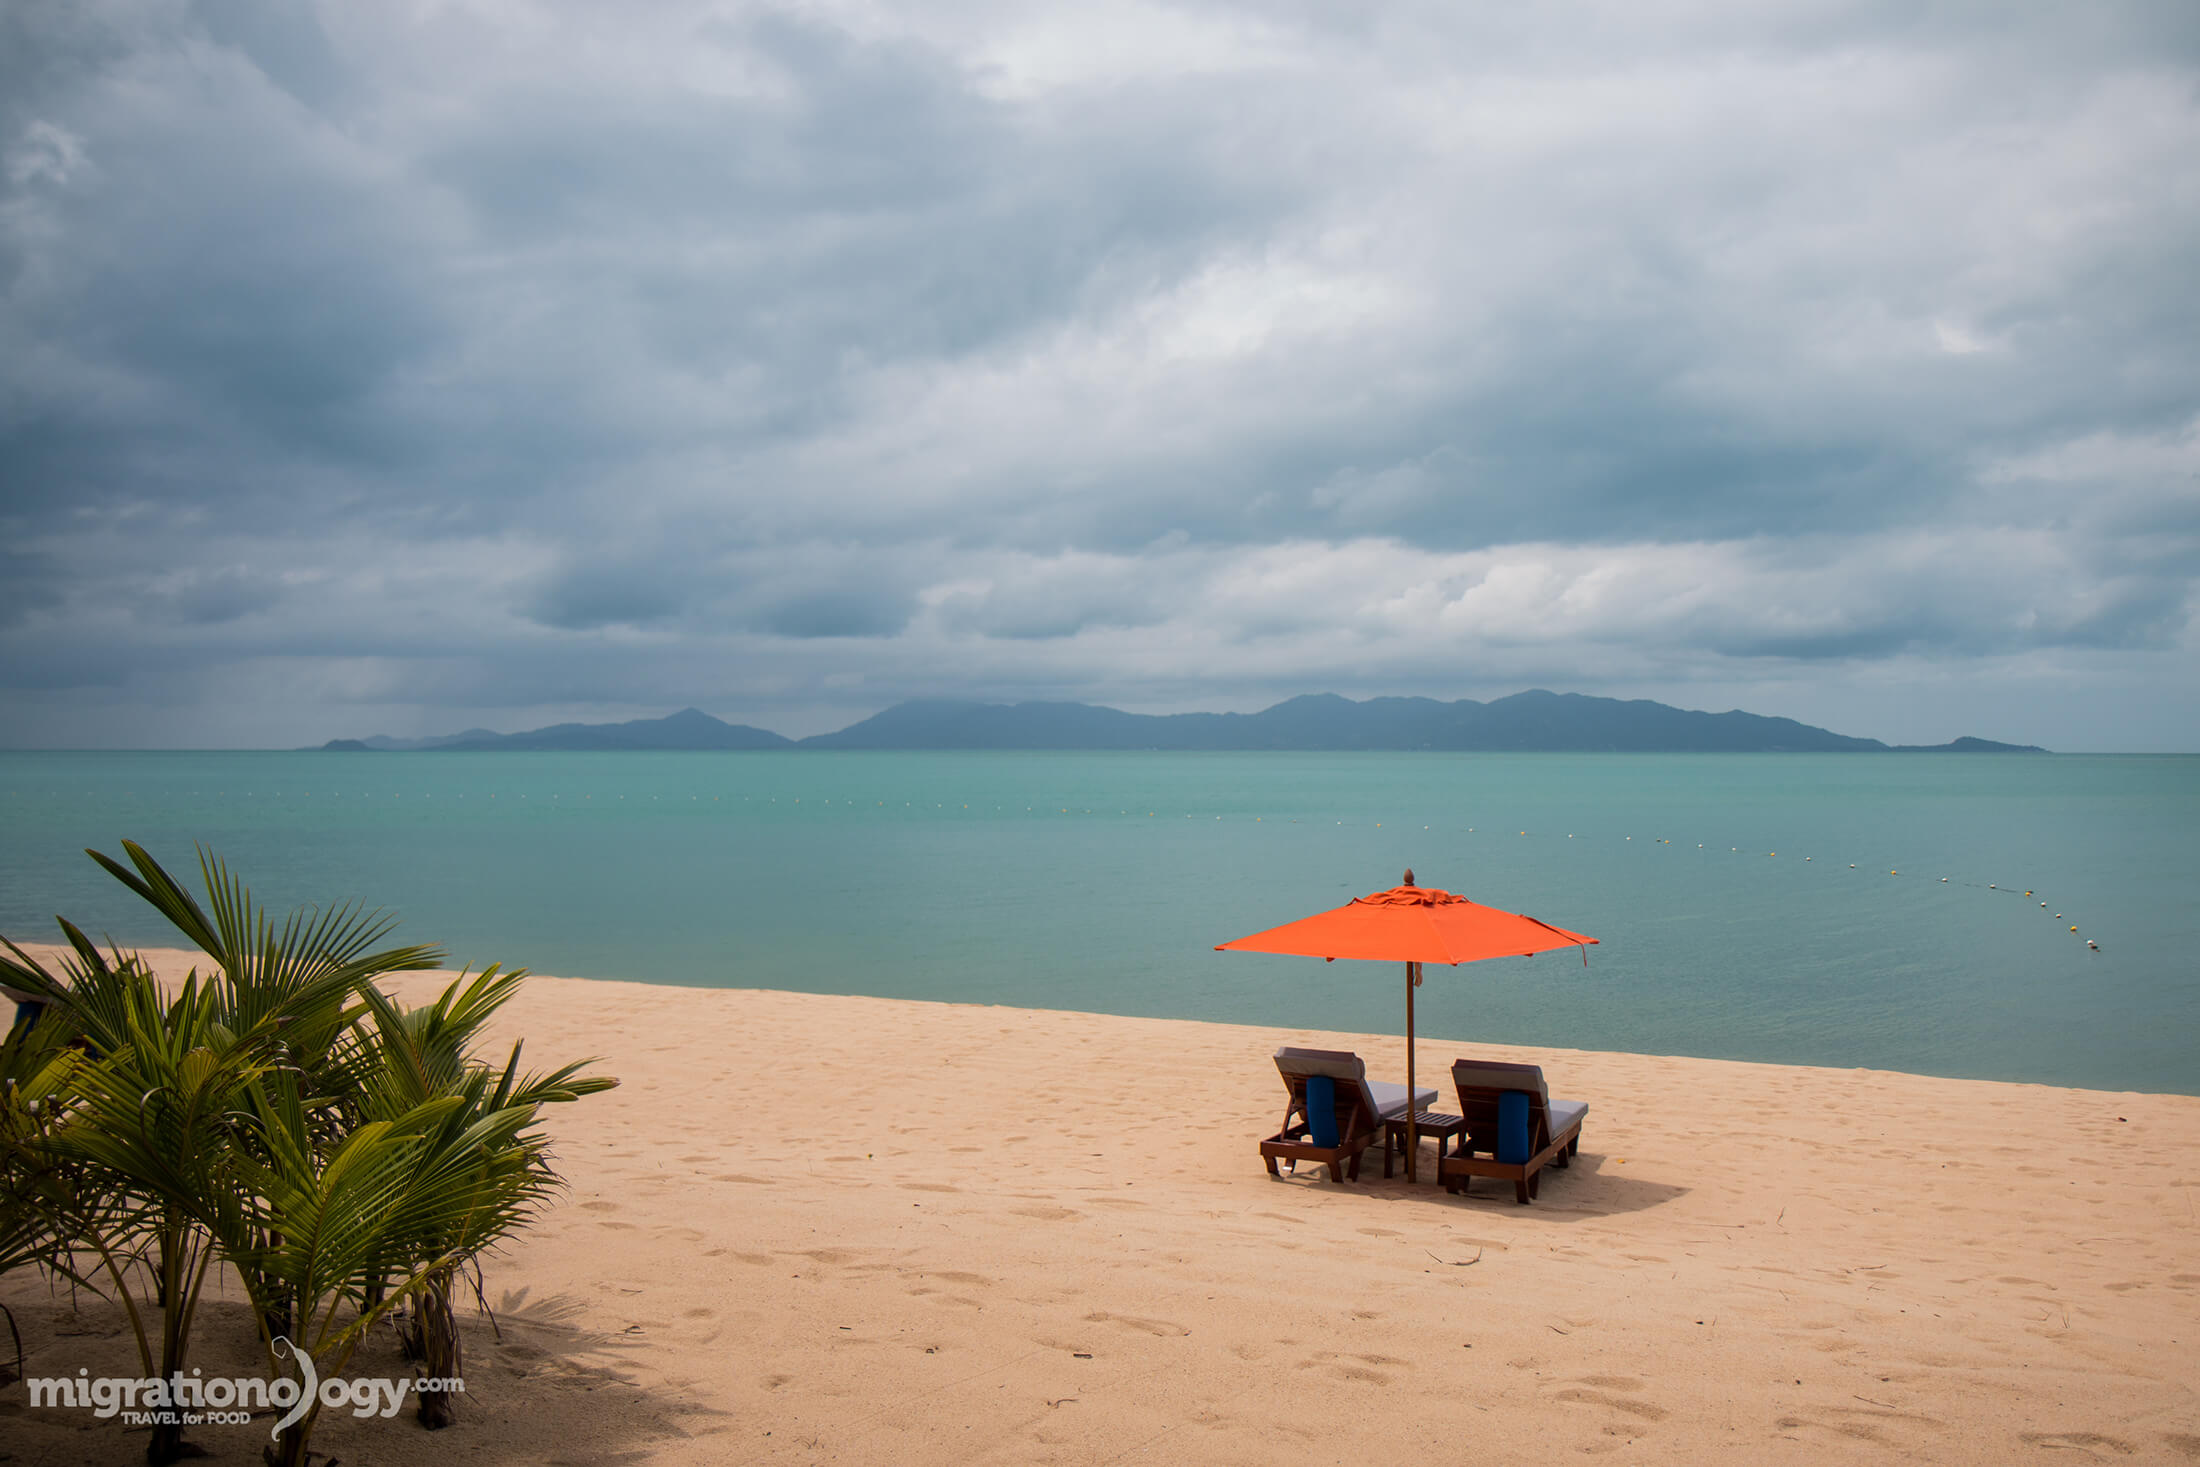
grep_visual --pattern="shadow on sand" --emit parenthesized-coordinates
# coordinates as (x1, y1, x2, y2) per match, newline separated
(1263, 1149, 1687, 1219)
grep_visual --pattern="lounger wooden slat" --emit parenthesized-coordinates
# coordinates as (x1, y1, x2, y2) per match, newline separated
(1260, 1069, 1378, 1183)
(1435, 1059, 1588, 1205)
(1260, 1048, 1437, 1183)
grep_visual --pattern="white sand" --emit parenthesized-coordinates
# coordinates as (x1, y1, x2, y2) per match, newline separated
(5, 946, 2198, 1464)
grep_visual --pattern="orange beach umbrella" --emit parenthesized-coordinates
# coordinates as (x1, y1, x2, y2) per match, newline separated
(1217, 869, 1596, 1181)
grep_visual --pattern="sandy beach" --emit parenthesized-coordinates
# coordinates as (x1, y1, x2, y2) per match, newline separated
(5, 944, 2198, 1465)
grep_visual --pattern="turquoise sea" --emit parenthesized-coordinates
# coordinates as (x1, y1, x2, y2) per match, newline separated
(0, 751, 2193, 1094)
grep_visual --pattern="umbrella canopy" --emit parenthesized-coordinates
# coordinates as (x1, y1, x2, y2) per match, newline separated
(1217, 869, 1596, 1181)
(1215, 880, 1596, 967)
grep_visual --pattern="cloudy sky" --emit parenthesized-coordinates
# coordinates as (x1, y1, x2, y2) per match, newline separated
(3, 1, 2197, 750)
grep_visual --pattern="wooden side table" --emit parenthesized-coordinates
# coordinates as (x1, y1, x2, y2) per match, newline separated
(1383, 1111, 1466, 1180)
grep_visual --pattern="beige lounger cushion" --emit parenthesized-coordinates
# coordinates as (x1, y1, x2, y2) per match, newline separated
(1276, 1047, 1437, 1119)
(1450, 1059, 1589, 1135)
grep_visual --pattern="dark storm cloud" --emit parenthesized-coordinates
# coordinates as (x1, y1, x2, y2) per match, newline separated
(1, 0, 2196, 749)
(0, 551, 65, 629)
(527, 560, 688, 631)
(760, 588, 911, 639)
(136, 566, 285, 626)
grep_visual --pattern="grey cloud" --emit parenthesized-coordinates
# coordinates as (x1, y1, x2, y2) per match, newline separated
(137, 567, 284, 626)
(528, 563, 687, 631)
(933, 554, 1171, 640)
(189, 0, 352, 114)
(0, 551, 64, 629)
(760, 588, 911, 639)
(0, 0, 2195, 749)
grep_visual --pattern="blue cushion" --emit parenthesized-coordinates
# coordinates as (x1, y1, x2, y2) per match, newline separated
(1497, 1090, 1532, 1164)
(1306, 1075, 1339, 1148)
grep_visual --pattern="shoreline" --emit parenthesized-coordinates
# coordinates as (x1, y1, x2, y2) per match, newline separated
(14, 940, 2189, 1101)
(6, 945, 2198, 1463)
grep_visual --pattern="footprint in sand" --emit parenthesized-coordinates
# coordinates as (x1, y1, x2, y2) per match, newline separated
(1777, 1414, 1891, 1446)
(1009, 1204, 1082, 1222)
(1551, 1380, 1669, 1425)
(1083, 1310, 1186, 1337)
(2021, 1432, 2136, 1455)
(1580, 1422, 1650, 1455)
(1295, 1352, 1398, 1385)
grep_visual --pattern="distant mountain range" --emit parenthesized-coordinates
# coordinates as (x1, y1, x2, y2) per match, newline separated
(318, 691, 2046, 754)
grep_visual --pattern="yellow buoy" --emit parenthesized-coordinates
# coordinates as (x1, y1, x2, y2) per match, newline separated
(2071, 926, 2079, 933)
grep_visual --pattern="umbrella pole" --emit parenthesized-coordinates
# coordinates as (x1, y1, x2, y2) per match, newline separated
(1405, 960, 1419, 1181)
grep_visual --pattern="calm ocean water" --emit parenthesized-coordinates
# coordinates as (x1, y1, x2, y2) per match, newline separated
(1, 751, 2193, 1094)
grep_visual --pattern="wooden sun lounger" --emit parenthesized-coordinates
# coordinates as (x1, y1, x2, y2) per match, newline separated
(1261, 1047, 1437, 1183)
(1435, 1059, 1588, 1204)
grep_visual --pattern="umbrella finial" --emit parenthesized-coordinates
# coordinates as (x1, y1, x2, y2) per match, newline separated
(1402, 867, 1415, 888)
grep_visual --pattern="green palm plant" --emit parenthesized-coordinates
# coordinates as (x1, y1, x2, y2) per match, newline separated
(0, 999, 105, 1385)
(222, 1071, 491, 1467)
(1, 845, 441, 1464)
(1, 845, 614, 1467)
(224, 972, 612, 1463)
(0, 999, 85, 1281)
(43, 960, 282, 1410)
(352, 969, 615, 1427)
